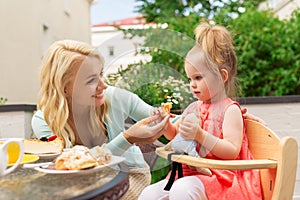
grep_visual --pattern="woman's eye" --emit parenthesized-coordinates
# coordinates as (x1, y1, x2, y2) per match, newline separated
(87, 78, 97, 84)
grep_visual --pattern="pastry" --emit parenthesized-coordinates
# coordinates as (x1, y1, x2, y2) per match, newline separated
(55, 145, 111, 170)
(89, 145, 112, 165)
(161, 102, 172, 116)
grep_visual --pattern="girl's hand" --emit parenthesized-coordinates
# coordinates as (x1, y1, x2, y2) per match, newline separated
(178, 117, 203, 143)
(178, 120, 201, 142)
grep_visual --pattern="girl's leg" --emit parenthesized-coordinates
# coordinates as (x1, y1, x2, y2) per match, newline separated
(169, 176, 208, 200)
(138, 179, 170, 200)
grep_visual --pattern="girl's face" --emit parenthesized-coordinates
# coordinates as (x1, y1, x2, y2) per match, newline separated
(65, 56, 107, 107)
(185, 60, 224, 103)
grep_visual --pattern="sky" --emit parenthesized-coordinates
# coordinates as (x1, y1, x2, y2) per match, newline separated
(91, 0, 140, 25)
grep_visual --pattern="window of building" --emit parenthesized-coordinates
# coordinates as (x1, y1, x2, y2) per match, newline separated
(108, 46, 114, 56)
(64, 0, 71, 16)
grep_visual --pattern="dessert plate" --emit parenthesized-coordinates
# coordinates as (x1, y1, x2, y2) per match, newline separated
(33, 156, 125, 175)
(31, 152, 61, 159)
(8, 154, 39, 166)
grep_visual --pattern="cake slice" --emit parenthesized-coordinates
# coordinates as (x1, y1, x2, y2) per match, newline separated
(24, 136, 64, 154)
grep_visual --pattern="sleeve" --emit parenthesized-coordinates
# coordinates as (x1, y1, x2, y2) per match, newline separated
(105, 133, 132, 156)
(107, 86, 153, 122)
(127, 91, 153, 121)
(31, 110, 53, 139)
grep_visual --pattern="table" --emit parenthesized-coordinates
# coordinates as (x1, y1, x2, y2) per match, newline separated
(0, 160, 129, 200)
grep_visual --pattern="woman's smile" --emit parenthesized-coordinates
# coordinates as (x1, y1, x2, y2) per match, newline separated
(93, 92, 104, 99)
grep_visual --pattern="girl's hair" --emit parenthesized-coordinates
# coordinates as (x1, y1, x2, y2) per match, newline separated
(192, 22, 238, 98)
(37, 40, 109, 147)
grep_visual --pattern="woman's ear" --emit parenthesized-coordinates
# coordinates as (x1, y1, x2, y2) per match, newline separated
(64, 87, 70, 97)
(221, 69, 228, 83)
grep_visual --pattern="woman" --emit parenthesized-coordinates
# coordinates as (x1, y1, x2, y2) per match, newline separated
(31, 39, 170, 199)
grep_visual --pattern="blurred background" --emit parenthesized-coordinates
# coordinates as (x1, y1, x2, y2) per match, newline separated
(0, 1, 300, 197)
(1, 0, 299, 104)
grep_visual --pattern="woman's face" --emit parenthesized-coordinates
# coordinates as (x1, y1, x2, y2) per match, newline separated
(185, 60, 224, 103)
(65, 56, 107, 107)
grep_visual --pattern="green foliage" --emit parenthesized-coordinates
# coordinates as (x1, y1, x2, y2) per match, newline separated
(0, 97, 7, 105)
(107, 62, 194, 110)
(135, 0, 264, 25)
(122, 27, 195, 76)
(231, 9, 300, 96)
(126, 1, 300, 97)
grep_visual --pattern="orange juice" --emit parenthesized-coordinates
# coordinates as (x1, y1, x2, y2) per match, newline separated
(7, 142, 21, 163)
(0, 141, 21, 164)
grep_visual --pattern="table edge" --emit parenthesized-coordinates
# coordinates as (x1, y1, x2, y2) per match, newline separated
(71, 163, 129, 200)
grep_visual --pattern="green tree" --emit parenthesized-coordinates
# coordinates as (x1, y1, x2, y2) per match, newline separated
(124, 1, 299, 96)
(126, 0, 264, 75)
(110, 1, 300, 108)
(231, 9, 300, 96)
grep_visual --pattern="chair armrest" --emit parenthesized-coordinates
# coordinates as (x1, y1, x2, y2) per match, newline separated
(156, 147, 277, 170)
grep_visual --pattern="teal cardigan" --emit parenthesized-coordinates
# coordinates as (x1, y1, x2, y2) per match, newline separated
(31, 86, 153, 167)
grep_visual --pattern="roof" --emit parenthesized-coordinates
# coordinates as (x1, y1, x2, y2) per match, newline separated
(92, 15, 154, 28)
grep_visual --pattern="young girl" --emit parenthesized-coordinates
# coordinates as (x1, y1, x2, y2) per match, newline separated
(139, 23, 262, 200)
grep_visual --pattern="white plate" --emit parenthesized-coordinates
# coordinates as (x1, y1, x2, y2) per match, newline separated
(33, 156, 125, 175)
(31, 152, 61, 159)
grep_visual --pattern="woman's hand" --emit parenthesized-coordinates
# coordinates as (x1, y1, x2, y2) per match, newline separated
(241, 107, 267, 125)
(151, 106, 176, 125)
(123, 115, 170, 144)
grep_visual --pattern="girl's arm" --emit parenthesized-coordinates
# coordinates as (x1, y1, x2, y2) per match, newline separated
(180, 104, 243, 159)
(205, 104, 243, 159)
(163, 117, 181, 140)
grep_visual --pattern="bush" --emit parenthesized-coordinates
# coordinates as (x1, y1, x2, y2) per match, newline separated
(119, 8, 300, 98)
(107, 63, 194, 110)
(0, 97, 7, 105)
(230, 9, 300, 96)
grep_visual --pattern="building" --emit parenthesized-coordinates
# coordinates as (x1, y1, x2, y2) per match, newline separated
(0, 0, 94, 104)
(260, 0, 300, 19)
(91, 15, 154, 75)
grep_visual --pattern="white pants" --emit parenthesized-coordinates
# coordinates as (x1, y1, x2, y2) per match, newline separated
(138, 176, 208, 200)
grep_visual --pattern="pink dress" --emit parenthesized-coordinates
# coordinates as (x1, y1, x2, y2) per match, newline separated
(168, 98, 262, 200)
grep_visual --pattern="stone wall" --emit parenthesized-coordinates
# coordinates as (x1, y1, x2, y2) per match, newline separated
(0, 105, 36, 139)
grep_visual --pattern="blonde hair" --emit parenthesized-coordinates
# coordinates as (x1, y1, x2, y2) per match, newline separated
(37, 40, 109, 147)
(192, 22, 238, 98)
